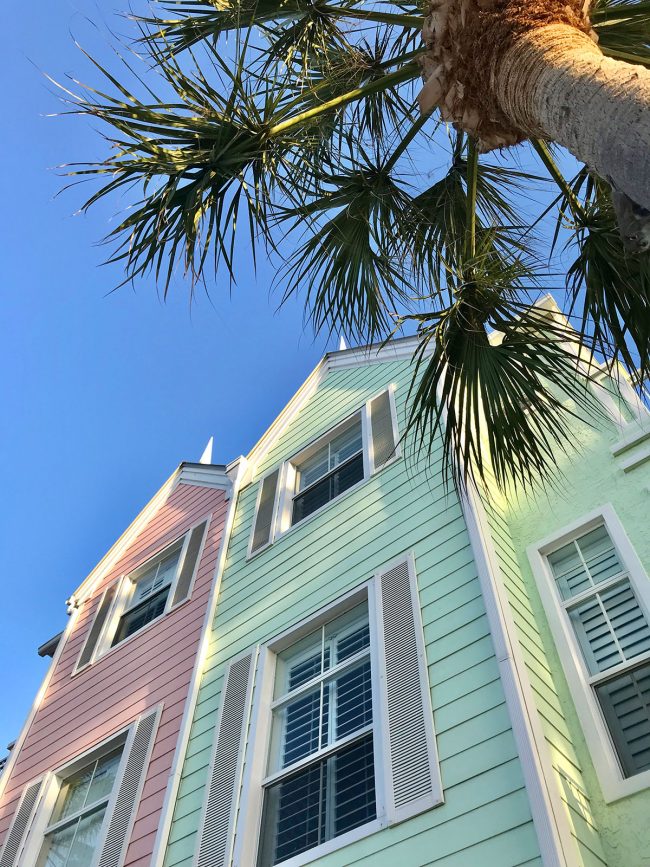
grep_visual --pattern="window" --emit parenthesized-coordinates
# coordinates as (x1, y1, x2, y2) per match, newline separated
(35, 744, 124, 867)
(292, 416, 364, 525)
(195, 556, 443, 867)
(259, 605, 375, 866)
(112, 542, 182, 646)
(76, 520, 208, 669)
(530, 506, 650, 800)
(2, 709, 160, 867)
(250, 389, 398, 554)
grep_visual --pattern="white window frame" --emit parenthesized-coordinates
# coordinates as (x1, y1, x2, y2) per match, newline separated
(233, 583, 385, 867)
(247, 386, 400, 558)
(528, 504, 650, 802)
(78, 516, 210, 669)
(17, 725, 133, 867)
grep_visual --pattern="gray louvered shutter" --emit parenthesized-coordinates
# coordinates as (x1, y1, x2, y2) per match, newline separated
(197, 652, 255, 867)
(172, 521, 208, 606)
(0, 779, 43, 867)
(596, 661, 650, 777)
(369, 390, 397, 470)
(250, 470, 279, 553)
(77, 584, 118, 669)
(97, 708, 159, 867)
(375, 556, 442, 823)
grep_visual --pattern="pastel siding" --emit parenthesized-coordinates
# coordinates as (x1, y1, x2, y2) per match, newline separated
(497, 412, 650, 866)
(164, 358, 543, 867)
(0, 480, 228, 867)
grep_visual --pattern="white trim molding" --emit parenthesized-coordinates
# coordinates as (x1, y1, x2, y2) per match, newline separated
(528, 504, 650, 802)
(150, 457, 247, 867)
(461, 483, 579, 867)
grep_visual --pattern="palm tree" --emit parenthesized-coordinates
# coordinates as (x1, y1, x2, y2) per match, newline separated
(62, 0, 650, 490)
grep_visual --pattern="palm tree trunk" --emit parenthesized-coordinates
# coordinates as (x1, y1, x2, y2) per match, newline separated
(494, 24, 650, 212)
(420, 3, 650, 212)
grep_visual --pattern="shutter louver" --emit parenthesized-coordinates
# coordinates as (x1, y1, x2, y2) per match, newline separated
(198, 652, 255, 867)
(376, 557, 442, 822)
(0, 779, 42, 867)
(596, 661, 650, 777)
(77, 584, 118, 669)
(369, 391, 397, 470)
(97, 708, 159, 867)
(172, 521, 208, 606)
(251, 470, 279, 553)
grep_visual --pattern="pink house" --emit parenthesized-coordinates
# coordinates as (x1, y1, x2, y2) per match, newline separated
(0, 460, 235, 867)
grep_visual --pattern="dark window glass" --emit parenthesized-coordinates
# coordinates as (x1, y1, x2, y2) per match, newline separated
(112, 586, 170, 646)
(292, 453, 364, 525)
(259, 734, 375, 867)
(596, 661, 650, 777)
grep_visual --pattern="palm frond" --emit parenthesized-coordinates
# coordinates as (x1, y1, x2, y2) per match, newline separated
(591, 0, 650, 67)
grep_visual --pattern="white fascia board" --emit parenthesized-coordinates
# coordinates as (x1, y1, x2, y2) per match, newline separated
(72, 464, 231, 607)
(149, 456, 247, 867)
(243, 336, 421, 486)
(243, 360, 328, 485)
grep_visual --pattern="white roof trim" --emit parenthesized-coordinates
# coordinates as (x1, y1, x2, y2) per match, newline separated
(72, 463, 231, 605)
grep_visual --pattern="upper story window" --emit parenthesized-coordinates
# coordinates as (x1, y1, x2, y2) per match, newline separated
(530, 506, 650, 800)
(75, 519, 208, 671)
(36, 743, 124, 867)
(112, 543, 183, 646)
(292, 415, 364, 525)
(250, 388, 399, 555)
(194, 555, 443, 867)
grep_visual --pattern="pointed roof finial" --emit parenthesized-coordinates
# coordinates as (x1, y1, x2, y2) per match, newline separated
(199, 436, 214, 465)
(338, 335, 348, 352)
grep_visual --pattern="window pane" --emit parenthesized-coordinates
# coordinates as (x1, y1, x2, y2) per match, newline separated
(259, 735, 375, 867)
(292, 453, 364, 524)
(51, 764, 95, 824)
(63, 808, 107, 867)
(132, 548, 180, 605)
(334, 734, 376, 836)
(39, 807, 106, 867)
(280, 688, 322, 769)
(335, 660, 372, 739)
(112, 586, 170, 646)
(579, 526, 623, 585)
(86, 747, 123, 805)
(596, 662, 650, 777)
(548, 526, 623, 601)
(297, 445, 330, 492)
(569, 579, 650, 674)
(329, 424, 362, 469)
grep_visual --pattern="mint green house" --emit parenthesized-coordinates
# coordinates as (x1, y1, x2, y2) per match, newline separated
(157, 299, 650, 867)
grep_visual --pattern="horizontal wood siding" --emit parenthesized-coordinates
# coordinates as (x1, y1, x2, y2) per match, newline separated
(0, 482, 228, 867)
(481, 487, 607, 867)
(164, 359, 542, 867)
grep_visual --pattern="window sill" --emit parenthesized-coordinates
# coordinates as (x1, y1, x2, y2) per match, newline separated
(272, 818, 385, 867)
(602, 766, 650, 803)
(71, 595, 192, 679)
(247, 455, 400, 562)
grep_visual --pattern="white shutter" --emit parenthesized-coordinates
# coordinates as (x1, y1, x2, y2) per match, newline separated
(97, 708, 160, 867)
(197, 651, 256, 867)
(172, 520, 209, 607)
(369, 390, 397, 471)
(250, 471, 279, 553)
(0, 779, 43, 867)
(374, 555, 443, 823)
(77, 583, 118, 669)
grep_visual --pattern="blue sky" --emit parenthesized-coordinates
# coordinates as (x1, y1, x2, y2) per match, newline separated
(0, 1, 335, 750)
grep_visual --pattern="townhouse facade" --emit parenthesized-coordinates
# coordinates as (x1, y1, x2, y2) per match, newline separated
(0, 461, 233, 867)
(2, 300, 650, 867)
